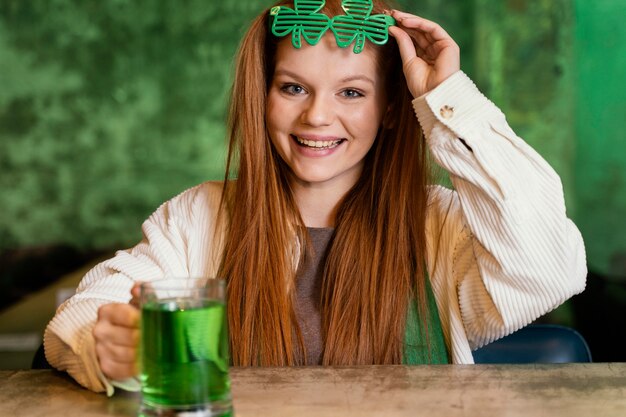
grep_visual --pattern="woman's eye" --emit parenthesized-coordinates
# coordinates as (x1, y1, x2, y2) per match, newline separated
(341, 89, 364, 98)
(280, 84, 306, 95)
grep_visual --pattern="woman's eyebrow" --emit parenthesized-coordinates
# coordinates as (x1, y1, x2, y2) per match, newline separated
(339, 75, 375, 85)
(273, 69, 302, 80)
(274, 69, 375, 86)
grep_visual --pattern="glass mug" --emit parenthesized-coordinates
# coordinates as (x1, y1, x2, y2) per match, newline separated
(139, 278, 232, 417)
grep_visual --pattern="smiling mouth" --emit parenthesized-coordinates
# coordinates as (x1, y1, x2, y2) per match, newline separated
(291, 135, 346, 150)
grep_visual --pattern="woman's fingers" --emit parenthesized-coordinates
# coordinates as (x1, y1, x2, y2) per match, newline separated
(93, 317, 140, 347)
(392, 10, 457, 60)
(388, 26, 418, 64)
(95, 340, 137, 363)
(391, 10, 452, 41)
(98, 356, 138, 380)
(389, 25, 440, 69)
(130, 282, 142, 308)
(97, 303, 140, 329)
(399, 28, 432, 59)
(389, 26, 430, 98)
(94, 303, 141, 379)
(95, 304, 140, 345)
(388, 9, 461, 97)
(413, 33, 431, 54)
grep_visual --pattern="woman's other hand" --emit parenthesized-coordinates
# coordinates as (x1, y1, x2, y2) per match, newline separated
(93, 283, 141, 380)
(389, 10, 461, 98)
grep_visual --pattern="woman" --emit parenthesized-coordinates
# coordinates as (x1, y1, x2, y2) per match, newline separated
(44, 0, 586, 394)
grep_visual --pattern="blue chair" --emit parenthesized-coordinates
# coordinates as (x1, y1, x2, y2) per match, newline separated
(472, 324, 592, 364)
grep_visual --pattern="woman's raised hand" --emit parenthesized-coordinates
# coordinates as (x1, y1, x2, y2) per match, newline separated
(388, 10, 461, 98)
(92, 283, 142, 380)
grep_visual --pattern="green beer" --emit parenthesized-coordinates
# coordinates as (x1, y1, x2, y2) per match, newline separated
(140, 298, 231, 413)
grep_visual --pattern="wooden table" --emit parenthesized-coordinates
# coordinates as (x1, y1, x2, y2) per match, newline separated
(1, 364, 625, 416)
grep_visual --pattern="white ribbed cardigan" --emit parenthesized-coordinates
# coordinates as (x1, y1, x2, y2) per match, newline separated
(44, 71, 587, 394)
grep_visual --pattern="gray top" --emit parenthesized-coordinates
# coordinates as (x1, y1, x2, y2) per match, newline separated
(294, 227, 334, 365)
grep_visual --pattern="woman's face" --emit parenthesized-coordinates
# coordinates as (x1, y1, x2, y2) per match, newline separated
(266, 34, 387, 192)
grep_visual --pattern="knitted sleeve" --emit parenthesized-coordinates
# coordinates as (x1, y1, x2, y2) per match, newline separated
(416, 71, 587, 359)
(43, 181, 225, 393)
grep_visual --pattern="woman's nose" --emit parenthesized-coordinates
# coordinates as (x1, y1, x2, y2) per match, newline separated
(300, 94, 334, 127)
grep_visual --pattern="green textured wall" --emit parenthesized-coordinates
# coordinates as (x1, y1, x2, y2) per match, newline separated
(574, 0, 626, 277)
(468, 0, 626, 277)
(0, 0, 470, 252)
(0, 1, 261, 249)
(473, 0, 576, 208)
(1, 0, 625, 277)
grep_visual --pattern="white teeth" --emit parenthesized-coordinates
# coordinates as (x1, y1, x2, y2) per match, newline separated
(295, 136, 342, 149)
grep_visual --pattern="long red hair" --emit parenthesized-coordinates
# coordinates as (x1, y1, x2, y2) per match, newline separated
(218, 0, 432, 366)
